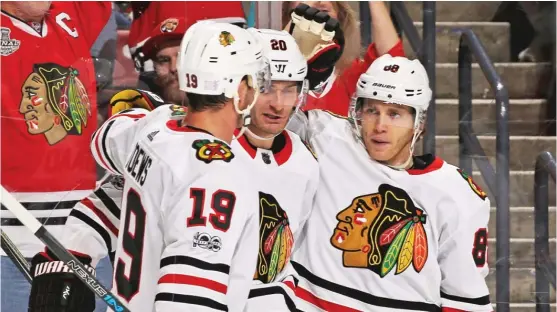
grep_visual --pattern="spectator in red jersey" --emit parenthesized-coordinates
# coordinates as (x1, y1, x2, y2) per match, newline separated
(126, 1, 246, 94)
(139, 17, 192, 107)
(282, 1, 404, 116)
(0, 2, 111, 312)
(24, 17, 189, 312)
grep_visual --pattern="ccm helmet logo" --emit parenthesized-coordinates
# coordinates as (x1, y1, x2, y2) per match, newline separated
(372, 83, 396, 90)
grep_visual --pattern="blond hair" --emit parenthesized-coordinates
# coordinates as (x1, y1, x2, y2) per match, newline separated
(281, 1, 362, 74)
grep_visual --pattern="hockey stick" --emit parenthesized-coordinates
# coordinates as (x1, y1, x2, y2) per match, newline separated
(0, 186, 130, 312)
(0, 229, 32, 283)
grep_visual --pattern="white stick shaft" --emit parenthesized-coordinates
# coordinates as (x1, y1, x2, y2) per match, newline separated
(0, 186, 42, 233)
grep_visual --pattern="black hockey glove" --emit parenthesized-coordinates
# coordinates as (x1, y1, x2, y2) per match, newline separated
(287, 3, 345, 91)
(28, 250, 96, 312)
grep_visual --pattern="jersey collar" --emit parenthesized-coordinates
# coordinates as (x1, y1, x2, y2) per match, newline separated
(1, 10, 48, 37)
(166, 120, 215, 136)
(235, 130, 293, 166)
(406, 154, 444, 175)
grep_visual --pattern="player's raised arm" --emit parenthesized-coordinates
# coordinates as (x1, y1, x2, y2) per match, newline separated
(437, 171, 492, 311)
(91, 89, 170, 175)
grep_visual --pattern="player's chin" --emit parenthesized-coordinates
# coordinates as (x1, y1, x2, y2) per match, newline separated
(367, 148, 393, 162)
(256, 121, 286, 136)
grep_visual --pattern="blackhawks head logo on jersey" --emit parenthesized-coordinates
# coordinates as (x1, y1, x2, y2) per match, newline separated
(254, 192, 293, 283)
(331, 184, 429, 277)
(19, 63, 92, 145)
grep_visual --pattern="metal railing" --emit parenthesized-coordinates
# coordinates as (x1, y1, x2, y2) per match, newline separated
(458, 29, 511, 312)
(389, 2, 436, 155)
(363, 3, 511, 310)
(534, 151, 556, 312)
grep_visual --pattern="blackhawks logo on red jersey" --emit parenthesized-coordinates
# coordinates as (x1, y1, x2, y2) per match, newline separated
(192, 139, 234, 164)
(457, 168, 488, 200)
(331, 184, 429, 277)
(19, 63, 92, 145)
(254, 192, 293, 283)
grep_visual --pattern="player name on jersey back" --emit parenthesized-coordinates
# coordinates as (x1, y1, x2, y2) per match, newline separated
(90, 105, 262, 312)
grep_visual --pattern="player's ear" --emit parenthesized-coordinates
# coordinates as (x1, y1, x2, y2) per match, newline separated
(235, 77, 252, 111)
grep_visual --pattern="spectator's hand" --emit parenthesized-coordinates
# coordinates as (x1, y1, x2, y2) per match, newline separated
(109, 88, 165, 117)
(286, 3, 345, 91)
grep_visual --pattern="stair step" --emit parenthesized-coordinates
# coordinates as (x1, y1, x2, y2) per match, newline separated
(436, 62, 552, 99)
(405, 1, 501, 22)
(472, 171, 556, 207)
(415, 136, 557, 171)
(488, 207, 556, 239)
(487, 268, 556, 303)
(434, 99, 550, 136)
(494, 304, 557, 312)
(487, 238, 556, 268)
(404, 22, 510, 63)
(492, 303, 557, 312)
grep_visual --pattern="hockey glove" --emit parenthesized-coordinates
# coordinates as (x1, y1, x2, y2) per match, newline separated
(109, 88, 165, 117)
(287, 3, 345, 91)
(28, 250, 96, 312)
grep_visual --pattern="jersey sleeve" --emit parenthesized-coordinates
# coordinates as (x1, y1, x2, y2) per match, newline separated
(90, 105, 173, 175)
(67, 1, 112, 48)
(155, 173, 259, 312)
(297, 159, 319, 241)
(437, 191, 492, 311)
(60, 176, 123, 265)
(287, 111, 311, 143)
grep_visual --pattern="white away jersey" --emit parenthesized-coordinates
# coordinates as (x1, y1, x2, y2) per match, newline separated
(287, 110, 492, 312)
(232, 130, 319, 312)
(64, 127, 318, 312)
(90, 105, 260, 312)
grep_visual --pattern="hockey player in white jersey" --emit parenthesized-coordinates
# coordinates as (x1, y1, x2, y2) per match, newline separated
(27, 21, 271, 312)
(60, 28, 316, 312)
(287, 55, 492, 311)
(237, 28, 319, 312)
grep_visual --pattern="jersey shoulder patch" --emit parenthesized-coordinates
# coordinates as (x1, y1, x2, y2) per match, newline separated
(456, 168, 488, 200)
(169, 104, 187, 119)
(192, 139, 235, 164)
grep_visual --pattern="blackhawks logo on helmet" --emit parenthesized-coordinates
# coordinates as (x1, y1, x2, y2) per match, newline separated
(457, 168, 487, 200)
(192, 139, 234, 164)
(331, 184, 429, 277)
(218, 31, 235, 47)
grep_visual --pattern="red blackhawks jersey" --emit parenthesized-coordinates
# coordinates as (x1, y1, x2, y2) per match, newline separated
(128, 1, 246, 72)
(0, 2, 111, 257)
(62, 103, 319, 311)
(286, 110, 492, 311)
